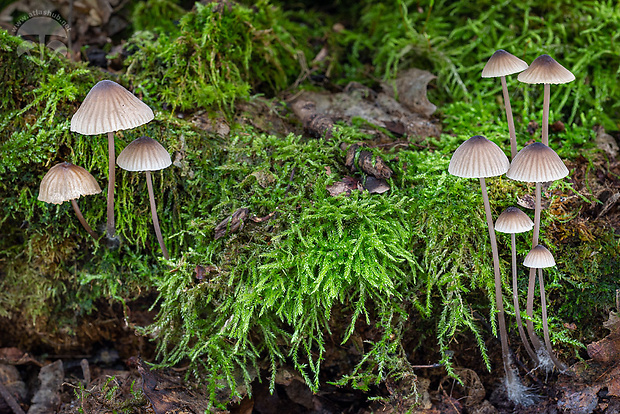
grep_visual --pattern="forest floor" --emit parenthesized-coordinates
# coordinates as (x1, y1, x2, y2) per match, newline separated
(1, 0, 620, 413)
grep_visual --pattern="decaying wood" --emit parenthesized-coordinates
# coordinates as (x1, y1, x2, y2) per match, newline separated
(28, 360, 63, 414)
(214, 208, 249, 240)
(344, 143, 393, 179)
(0, 375, 25, 414)
(290, 100, 334, 139)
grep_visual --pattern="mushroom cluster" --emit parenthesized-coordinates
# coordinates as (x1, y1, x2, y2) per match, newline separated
(38, 80, 173, 260)
(449, 50, 574, 403)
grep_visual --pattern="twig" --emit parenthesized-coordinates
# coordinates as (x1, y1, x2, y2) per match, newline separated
(0, 380, 25, 414)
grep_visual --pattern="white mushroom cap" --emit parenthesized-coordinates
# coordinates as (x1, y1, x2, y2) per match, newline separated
(506, 142, 569, 183)
(38, 162, 101, 204)
(523, 244, 556, 268)
(448, 135, 510, 178)
(482, 49, 529, 78)
(517, 54, 575, 84)
(70, 80, 154, 135)
(117, 136, 172, 172)
(495, 206, 534, 234)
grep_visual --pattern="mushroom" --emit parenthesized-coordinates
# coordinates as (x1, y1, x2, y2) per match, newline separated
(38, 162, 101, 239)
(117, 136, 172, 260)
(449, 136, 517, 382)
(495, 207, 537, 363)
(506, 142, 568, 370)
(523, 244, 567, 371)
(70, 80, 154, 244)
(517, 55, 575, 147)
(482, 49, 529, 160)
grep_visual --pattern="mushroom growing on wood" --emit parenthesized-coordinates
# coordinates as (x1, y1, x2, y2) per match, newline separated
(507, 142, 568, 370)
(495, 206, 537, 363)
(517, 55, 575, 147)
(117, 136, 172, 260)
(38, 162, 101, 239)
(482, 49, 529, 159)
(448, 136, 521, 388)
(71, 80, 154, 244)
(523, 244, 567, 371)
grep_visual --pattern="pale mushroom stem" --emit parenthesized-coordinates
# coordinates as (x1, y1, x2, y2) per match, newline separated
(542, 84, 550, 146)
(70, 199, 98, 239)
(500, 76, 518, 160)
(511, 233, 538, 364)
(479, 178, 514, 381)
(538, 268, 567, 371)
(146, 171, 170, 260)
(106, 131, 116, 239)
(526, 182, 545, 354)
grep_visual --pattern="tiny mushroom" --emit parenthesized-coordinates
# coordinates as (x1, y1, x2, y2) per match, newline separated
(507, 142, 568, 370)
(482, 49, 529, 159)
(495, 207, 537, 363)
(71, 80, 154, 243)
(523, 244, 567, 371)
(117, 136, 172, 260)
(517, 54, 575, 147)
(38, 162, 101, 239)
(449, 136, 520, 385)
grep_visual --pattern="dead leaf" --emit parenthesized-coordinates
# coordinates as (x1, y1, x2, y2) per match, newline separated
(327, 176, 362, 197)
(382, 68, 437, 117)
(250, 170, 276, 188)
(215, 208, 249, 240)
(364, 176, 389, 194)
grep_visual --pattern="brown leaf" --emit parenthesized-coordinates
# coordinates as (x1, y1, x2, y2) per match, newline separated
(327, 176, 362, 197)
(363, 176, 390, 194)
(214, 208, 249, 240)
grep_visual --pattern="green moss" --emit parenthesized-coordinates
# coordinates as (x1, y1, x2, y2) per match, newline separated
(1, 0, 619, 407)
(125, 1, 318, 113)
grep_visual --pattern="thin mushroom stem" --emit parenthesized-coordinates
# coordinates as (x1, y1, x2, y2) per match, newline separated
(511, 233, 538, 363)
(71, 199, 98, 239)
(146, 171, 170, 260)
(106, 131, 116, 239)
(526, 182, 544, 354)
(480, 178, 514, 380)
(538, 268, 567, 371)
(500, 76, 518, 160)
(542, 84, 550, 146)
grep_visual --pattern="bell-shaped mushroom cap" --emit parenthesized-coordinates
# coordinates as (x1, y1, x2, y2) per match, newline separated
(517, 54, 575, 84)
(482, 49, 529, 78)
(495, 206, 534, 234)
(448, 135, 510, 178)
(506, 142, 569, 183)
(71, 80, 154, 135)
(38, 162, 102, 204)
(117, 136, 172, 172)
(523, 244, 556, 268)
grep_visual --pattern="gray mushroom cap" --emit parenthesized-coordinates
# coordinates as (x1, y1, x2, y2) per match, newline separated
(517, 54, 575, 84)
(117, 136, 172, 172)
(38, 162, 102, 204)
(448, 135, 510, 178)
(71, 80, 154, 135)
(523, 244, 556, 268)
(506, 142, 569, 183)
(495, 206, 534, 234)
(482, 49, 529, 78)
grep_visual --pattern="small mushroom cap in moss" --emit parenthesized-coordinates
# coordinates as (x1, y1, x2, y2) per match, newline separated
(517, 54, 575, 84)
(495, 206, 534, 234)
(38, 162, 101, 204)
(117, 136, 172, 172)
(448, 135, 510, 178)
(70, 80, 154, 135)
(523, 244, 555, 268)
(482, 49, 529, 78)
(506, 142, 569, 183)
